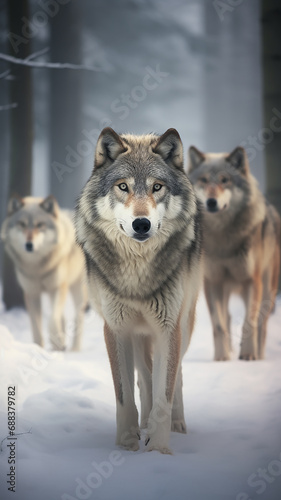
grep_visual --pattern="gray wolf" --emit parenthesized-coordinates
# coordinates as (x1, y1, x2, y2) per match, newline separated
(75, 127, 202, 453)
(188, 146, 280, 361)
(1, 195, 87, 351)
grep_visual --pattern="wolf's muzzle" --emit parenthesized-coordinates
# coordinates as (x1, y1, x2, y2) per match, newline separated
(25, 242, 33, 252)
(132, 218, 151, 240)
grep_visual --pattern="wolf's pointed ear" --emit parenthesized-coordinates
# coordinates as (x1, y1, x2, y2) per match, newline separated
(226, 147, 249, 175)
(7, 195, 24, 215)
(94, 127, 127, 169)
(153, 128, 183, 170)
(40, 195, 59, 217)
(188, 146, 205, 172)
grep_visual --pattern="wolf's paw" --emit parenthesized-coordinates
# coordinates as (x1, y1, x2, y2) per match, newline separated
(239, 353, 256, 361)
(120, 439, 139, 452)
(50, 335, 66, 351)
(70, 345, 80, 352)
(214, 355, 230, 361)
(145, 437, 172, 455)
(171, 419, 187, 434)
(117, 428, 141, 452)
(239, 344, 257, 361)
(51, 344, 66, 351)
(214, 343, 231, 361)
(146, 445, 172, 455)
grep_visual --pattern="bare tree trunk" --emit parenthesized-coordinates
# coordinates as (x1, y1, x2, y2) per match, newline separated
(261, 0, 281, 290)
(203, 1, 264, 188)
(3, 0, 33, 309)
(49, 1, 82, 208)
(0, 4, 9, 286)
(262, 0, 281, 214)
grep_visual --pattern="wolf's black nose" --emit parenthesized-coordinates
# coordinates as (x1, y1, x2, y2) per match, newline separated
(132, 218, 151, 234)
(206, 198, 218, 212)
(26, 242, 33, 252)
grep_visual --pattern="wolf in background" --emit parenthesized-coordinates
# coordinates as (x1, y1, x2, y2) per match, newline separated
(188, 146, 280, 361)
(75, 127, 202, 453)
(1, 195, 87, 351)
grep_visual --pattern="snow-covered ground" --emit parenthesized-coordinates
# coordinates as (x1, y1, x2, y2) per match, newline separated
(0, 292, 281, 500)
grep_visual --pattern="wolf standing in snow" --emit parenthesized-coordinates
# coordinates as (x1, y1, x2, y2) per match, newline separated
(75, 127, 202, 453)
(188, 146, 280, 361)
(1, 195, 87, 351)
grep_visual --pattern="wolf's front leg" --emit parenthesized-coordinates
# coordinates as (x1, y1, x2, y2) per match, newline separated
(133, 335, 152, 429)
(24, 292, 43, 347)
(171, 365, 187, 433)
(104, 323, 140, 451)
(204, 279, 231, 361)
(70, 280, 87, 351)
(48, 284, 68, 350)
(146, 323, 181, 454)
(240, 277, 262, 360)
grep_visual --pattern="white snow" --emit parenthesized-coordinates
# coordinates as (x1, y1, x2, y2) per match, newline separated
(0, 292, 281, 500)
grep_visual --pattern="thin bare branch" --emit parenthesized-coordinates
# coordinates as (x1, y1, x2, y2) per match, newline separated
(0, 47, 50, 80)
(0, 52, 103, 72)
(0, 428, 32, 452)
(25, 47, 50, 61)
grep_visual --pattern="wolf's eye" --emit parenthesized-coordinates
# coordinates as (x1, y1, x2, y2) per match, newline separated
(221, 177, 228, 184)
(153, 183, 162, 192)
(118, 183, 128, 192)
(200, 177, 207, 183)
(18, 221, 26, 228)
(36, 222, 45, 229)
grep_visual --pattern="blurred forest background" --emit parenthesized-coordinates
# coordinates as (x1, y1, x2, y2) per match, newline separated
(0, 0, 280, 307)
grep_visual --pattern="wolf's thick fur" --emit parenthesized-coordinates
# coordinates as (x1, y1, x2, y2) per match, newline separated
(75, 127, 202, 453)
(1, 195, 87, 351)
(188, 146, 280, 361)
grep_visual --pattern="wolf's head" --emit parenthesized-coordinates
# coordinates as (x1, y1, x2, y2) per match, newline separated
(188, 146, 253, 217)
(1, 195, 60, 254)
(78, 127, 196, 245)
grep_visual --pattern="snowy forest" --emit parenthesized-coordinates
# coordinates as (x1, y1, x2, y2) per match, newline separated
(0, 1, 281, 500)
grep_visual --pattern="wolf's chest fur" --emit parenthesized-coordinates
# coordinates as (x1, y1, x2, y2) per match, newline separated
(203, 203, 266, 283)
(85, 225, 189, 301)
